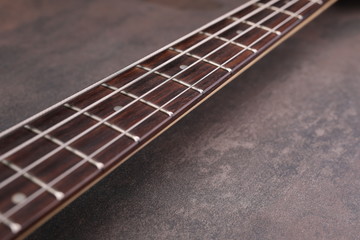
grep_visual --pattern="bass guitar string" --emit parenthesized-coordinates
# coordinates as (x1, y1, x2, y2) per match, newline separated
(0, 0, 271, 192)
(0, 0, 285, 191)
(0, 0, 263, 165)
(2, 0, 317, 224)
(0, 0, 269, 230)
(86, 0, 304, 161)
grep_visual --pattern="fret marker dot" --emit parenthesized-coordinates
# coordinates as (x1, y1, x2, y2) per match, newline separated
(12, 193, 26, 204)
(236, 30, 243, 34)
(180, 65, 187, 70)
(113, 106, 122, 111)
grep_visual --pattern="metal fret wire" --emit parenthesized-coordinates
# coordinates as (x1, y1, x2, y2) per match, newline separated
(2, 0, 315, 227)
(2, 0, 319, 231)
(81, 0, 304, 160)
(0, 0, 267, 230)
(0, 0, 261, 168)
(1, 0, 318, 227)
(0, 0, 269, 183)
(0, 213, 20, 233)
(0, 0, 280, 193)
(0, 1, 277, 218)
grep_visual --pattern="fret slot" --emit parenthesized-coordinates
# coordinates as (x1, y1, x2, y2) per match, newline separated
(25, 125, 104, 170)
(0, 159, 64, 201)
(64, 103, 140, 142)
(0, 213, 21, 233)
(136, 64, 203, 93)
(169, 47, 232, 73)
(101, 83, 174, 116)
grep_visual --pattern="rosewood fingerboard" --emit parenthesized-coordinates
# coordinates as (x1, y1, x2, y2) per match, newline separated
(0, 0, 336, 239)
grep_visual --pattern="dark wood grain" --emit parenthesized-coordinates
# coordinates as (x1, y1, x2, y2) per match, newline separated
(0, 0, 336, 239)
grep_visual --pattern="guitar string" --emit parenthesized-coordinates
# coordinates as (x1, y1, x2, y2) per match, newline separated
(0, 0, 310, 220)
(0, 0, 283, 191)
(0, 0, 263, 143)
(2, 0, 317, 225)
(82, 0, 306, 160)
(0, 0, 276, 210)
(0, 0, 263, 165)
(2, 2, 319, 233)
(86, 0, 316, 161)
(0, 0, 265, 229)
(2, 0, 318, 223)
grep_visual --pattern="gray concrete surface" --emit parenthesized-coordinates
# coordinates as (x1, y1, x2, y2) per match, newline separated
(0, 0, 359, 239)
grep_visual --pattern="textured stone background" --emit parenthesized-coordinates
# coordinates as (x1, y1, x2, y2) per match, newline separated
(0, 0, 359, 239)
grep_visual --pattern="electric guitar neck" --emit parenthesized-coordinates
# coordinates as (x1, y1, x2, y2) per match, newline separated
(0, 0, 337, 239)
